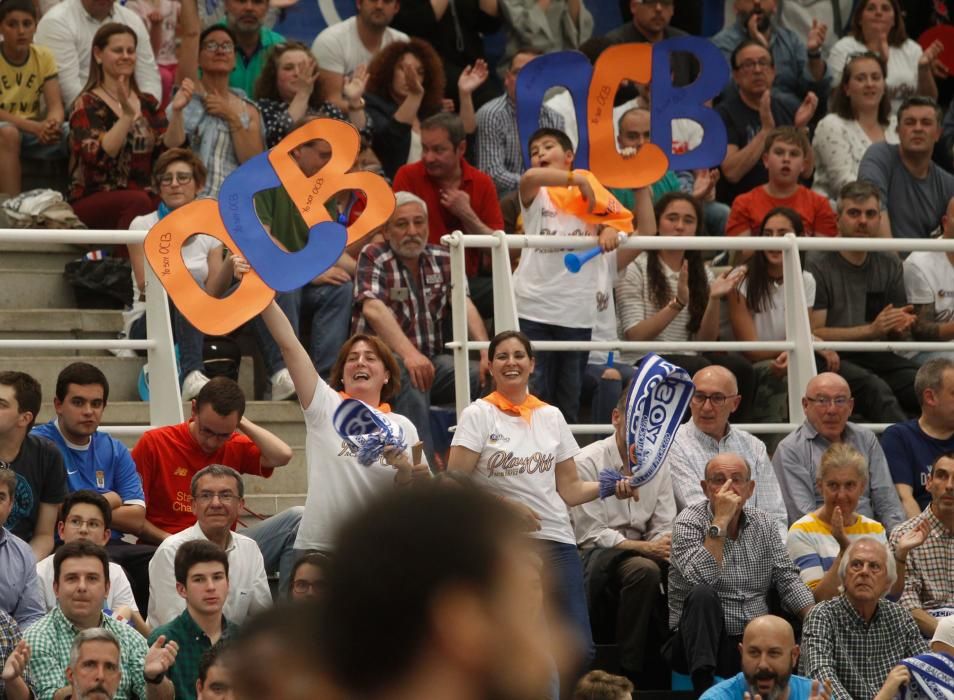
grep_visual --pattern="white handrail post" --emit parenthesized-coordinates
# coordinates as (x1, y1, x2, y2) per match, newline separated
(782, 234, 815, 424)
(491, 230, 519, 332)
(144, 264, 183, 426)
(447, 231, 473, 416)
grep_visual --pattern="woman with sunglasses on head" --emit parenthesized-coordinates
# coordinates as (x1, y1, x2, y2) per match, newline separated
(253, 41, 371, 149)
(163, 0, 264, 197)
(128, 148, 248, 399)
(827, 0, 943, 115)
(812, 52, 898, 202)
(728, 208, 838, 440)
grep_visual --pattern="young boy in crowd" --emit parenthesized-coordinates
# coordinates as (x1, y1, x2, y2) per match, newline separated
(0, 0, 65, 195)
(515, 128, 640, 423)
(726, 126, 837, 237)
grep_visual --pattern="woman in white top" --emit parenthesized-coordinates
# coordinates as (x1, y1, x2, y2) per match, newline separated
(448, 330, 633, 670)
(786, 443, 925, 602)
(614, 192, 754, 418)
(812, 52, 898, 202)
(827, 0, 943, 115)
(128, 148, 244, 399)
(259, 300, 427, 554)
(728, 207, 837, 432)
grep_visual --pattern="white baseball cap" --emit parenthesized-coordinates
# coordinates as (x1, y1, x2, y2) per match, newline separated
(931, 616, 954, 648)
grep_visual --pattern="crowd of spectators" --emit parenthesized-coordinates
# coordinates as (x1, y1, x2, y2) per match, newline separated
(2, 0, 954, 697)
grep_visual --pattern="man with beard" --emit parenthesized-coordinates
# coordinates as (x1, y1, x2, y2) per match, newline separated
(311, 0, 409, 110)
(806, 181, 922, 420)
(354, 191, 489, 464)
(392, 112, 504, 319)
(700, 615, 825, 700)
(220, 0, 283, 96)
(713, 0, 830, 112)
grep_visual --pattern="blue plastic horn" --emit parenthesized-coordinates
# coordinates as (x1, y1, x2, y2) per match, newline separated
(564, 246, 602, 273)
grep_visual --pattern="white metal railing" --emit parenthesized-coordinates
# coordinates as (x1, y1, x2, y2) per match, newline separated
(443, 231, 954, 435)
(1, 229, 183, 431)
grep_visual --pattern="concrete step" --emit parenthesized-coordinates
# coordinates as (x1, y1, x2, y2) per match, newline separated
(0, 268, 76, 308)
(0, 309, 122, 356)
(0, 241, 90, 269)
(9, 356, 144, 401)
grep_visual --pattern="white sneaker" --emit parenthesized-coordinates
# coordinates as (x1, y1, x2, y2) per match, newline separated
(181, 369, 211, 401)
(270, 368, 296, 401)
(111, 300, 146, 358)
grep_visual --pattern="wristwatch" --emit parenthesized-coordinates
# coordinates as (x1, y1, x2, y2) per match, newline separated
(707, 523, 724, 539)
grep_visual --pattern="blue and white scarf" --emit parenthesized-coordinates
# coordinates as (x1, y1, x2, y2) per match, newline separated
(599, 354, 693, 497)
(901, 653, 954, 700)
(333, 398, 407, 467)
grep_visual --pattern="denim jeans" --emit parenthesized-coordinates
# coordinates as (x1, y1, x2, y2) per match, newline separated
(238, 506, 304, 593)
(584, 361, 636, 425)
(250, 290, 300, 376)
(301, 281, 354, 379)
(519, 319, 591, 423)
(541, 540, 595, 669)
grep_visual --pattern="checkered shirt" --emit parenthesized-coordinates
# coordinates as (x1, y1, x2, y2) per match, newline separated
(669, 501, 815, 635)
(24, 607, 147, 700)
(0, 608, 36, 699)
(353, 241, 454, 359)
(800, 594, 927, 700)
(889, 506, 954, 613)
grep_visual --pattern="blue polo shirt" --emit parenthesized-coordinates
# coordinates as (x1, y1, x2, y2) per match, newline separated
(700, 672, 814, 700)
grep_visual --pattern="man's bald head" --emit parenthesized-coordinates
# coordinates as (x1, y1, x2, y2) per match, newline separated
(693, 366, 739, 395)
(802, 372, 854, 442)
(805, 372, 850, 398)
(739, 615, 800, 700)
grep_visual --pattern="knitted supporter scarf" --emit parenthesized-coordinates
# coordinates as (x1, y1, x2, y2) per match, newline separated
(545, 170, 634, 233)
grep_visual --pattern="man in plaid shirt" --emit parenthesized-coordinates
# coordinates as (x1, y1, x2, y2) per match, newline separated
(667, 452, 815, 695)
(889, 452, 954, 637)
(354, 191, 490, 462)
(800, 538, 927, 700)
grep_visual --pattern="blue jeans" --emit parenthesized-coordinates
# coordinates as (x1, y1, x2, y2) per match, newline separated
(239, 506, 304, 593)
(520, 319, 591, 423)
(174, 306, 205, 375)
(393, 353, 477, 466)
(301, 280, 353, 379)
(250, 290, 299, 376)
(542, 540, 595, 670)
(584, 361, 636, 425)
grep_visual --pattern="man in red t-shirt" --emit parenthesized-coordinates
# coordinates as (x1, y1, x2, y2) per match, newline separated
(392, 112, 504, 318)
(132, 377, 298, 581)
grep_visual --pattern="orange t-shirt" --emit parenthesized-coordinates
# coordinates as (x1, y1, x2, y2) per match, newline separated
(131, 421, 272, 535)
(725, 185, 838, 237)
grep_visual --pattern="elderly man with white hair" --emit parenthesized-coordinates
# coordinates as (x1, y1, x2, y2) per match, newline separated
(354, 191, 490, 463)
(800, 537, 927, 700)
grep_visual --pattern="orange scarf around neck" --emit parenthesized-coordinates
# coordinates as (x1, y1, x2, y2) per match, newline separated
(483, 391, 546, 424)
(338, 390, 391, 413)
(546, 169, 634, 233)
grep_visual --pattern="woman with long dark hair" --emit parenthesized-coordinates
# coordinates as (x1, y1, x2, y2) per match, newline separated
(615, 192, 755, 418)
(812, 52, 897, 201)
(728, 207, 839, 429)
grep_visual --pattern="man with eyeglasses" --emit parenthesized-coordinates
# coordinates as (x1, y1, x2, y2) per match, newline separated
(606, 0, 695, 88)
(33, 0, 161, 108)
(712, 0, 830, 111)
(800, 538, 926, 700)
(132, 376, 297, 588)
(666, 452, 815, 695)
(716, 39, 819, 204)
(35, 490, 148, 636)
(665, 365, 789, 539)
(147, 465, 271, 628)
(772, 372, 905, 532)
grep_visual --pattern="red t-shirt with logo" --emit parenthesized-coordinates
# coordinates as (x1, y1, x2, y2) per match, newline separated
(131, 421, 272, 534)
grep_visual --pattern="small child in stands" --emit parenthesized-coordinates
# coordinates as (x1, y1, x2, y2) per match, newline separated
(726, 126, 837, 238)
(515, 127, 640, 423)
(573, 670, 634, 700)
(0, 0, 66, 195)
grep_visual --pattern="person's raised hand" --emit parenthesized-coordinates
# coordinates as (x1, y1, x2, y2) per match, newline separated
(169, 78, 195, 113)
(1, 640, 30, 681)
(794, 91, 819, 129)
(144, 636, 179, 679)
(759, 89, 775, 131)
(807, 19, 828, 54)
(832, 505, 850, 550)
(711, 478, 742, 521)
(458, 59, 489, 96)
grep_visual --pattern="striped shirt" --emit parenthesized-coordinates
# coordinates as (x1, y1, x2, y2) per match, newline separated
(787, 512, 887, 589)
(614, 254, 713, 365)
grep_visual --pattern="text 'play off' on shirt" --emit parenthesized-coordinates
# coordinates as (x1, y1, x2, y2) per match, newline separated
(452, 399, 579, 545)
